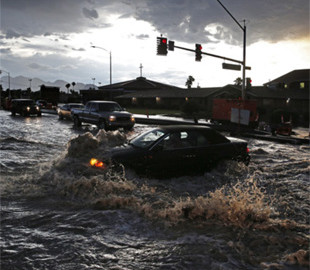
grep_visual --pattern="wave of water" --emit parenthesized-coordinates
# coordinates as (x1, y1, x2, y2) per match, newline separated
(1, 111, 309, 269)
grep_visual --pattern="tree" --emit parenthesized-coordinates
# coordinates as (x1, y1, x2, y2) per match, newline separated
(65, 83, 70, 93)
(72, 82, 76, 91)
(185, 75, 195, 89)
(234, 77, 242, 86)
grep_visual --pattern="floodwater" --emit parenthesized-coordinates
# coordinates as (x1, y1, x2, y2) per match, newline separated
(0, 110, 309, 270)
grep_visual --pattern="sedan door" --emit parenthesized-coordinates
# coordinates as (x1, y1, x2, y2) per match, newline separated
(148, 131, 199, 176)
(191, 130, 231, 170)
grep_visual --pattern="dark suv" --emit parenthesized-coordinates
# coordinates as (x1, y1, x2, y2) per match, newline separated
(11, 99, 41, 117)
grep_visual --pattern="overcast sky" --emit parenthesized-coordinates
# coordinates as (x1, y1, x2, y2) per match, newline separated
(1, 0, 309, 89)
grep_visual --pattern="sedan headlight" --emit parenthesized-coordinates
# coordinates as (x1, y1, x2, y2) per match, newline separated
(36, 106, 40, 111)
(90, 158, 106, 169)
(109, 115, 116, 122)
(26, 106, 30, 111)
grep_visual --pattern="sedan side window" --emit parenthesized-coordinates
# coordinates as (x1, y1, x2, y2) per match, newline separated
(181, 131, 210, 147)
(163, 132, 191, 149)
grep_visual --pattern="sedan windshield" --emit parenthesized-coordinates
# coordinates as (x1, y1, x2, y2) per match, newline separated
(130, 129, 165, 148)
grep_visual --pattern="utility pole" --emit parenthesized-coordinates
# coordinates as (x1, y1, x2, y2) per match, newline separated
(217, 0, 247, 100)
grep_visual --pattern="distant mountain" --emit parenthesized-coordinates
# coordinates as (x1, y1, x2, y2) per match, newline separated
(0, 75, 98, 92)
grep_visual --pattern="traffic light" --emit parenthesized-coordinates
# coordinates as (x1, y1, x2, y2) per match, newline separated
(246, 77, 252, 89)
(157, 37, 168, 55)
(168, 40, 174, 51)
(195, 44, 202, 61)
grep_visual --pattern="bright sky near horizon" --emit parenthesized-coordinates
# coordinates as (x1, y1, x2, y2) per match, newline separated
(1, 0, 309, 89)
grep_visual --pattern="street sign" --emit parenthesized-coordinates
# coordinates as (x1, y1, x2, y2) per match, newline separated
(222, 63, 241, 71)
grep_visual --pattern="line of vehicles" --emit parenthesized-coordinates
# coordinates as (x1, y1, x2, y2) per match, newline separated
(7, 98, 251, 177)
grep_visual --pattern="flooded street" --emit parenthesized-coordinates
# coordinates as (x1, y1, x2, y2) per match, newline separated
(0, 110, 309, 270)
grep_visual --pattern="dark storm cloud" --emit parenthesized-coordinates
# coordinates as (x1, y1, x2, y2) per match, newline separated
(132, 0, 309, 45)
(82, 7, 99, 19)
(1, 0, 102, 38)
(1, 0, 308, 45)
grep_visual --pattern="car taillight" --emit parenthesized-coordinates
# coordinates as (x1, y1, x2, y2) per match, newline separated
(90, 158, 106, 168)
(246, 147, 250, 153)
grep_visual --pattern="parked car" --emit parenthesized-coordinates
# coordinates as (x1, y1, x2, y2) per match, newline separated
(36, 100, 48, 109)
(11, 99, 41, 117)
(57, 103, 84, 120)
(71, 100, 135, 130)
(90, 125, 250, 177)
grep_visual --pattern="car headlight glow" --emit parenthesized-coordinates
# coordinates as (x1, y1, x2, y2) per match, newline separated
(26, 106, 30, 111)
(131, 116, 135, 122)
(109, 115, 116, 122)
(90, 158, 106, 168)
(36, 106, 40, 111)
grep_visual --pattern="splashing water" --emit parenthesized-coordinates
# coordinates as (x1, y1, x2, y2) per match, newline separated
(1, 111, 309, 269)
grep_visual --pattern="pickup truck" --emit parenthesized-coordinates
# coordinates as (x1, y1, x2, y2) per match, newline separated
(71, 100, 135, 130)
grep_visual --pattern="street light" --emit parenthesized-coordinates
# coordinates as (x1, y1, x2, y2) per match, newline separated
(92, 77, 96, 89)
(217, 0, 247, 100)
(91, 45, 112, 85)
(0, 69, 11, 99)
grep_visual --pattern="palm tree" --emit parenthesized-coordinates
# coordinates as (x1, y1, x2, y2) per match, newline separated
(185, 75, 195, 89)
(72, 82, 76, 91)
(65, 83, 70, 94)
(234, 77, 242, 86)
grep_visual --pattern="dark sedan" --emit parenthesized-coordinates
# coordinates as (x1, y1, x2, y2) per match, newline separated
(57, 103, 84, 120)
(90, 125, 250, 177)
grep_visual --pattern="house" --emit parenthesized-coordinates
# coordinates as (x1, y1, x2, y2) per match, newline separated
(80, 76, 181, 103)
(80, 69, 309, 125)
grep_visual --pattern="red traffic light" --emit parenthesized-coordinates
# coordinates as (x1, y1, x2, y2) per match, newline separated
(195, 43, 202, 61)
(196, 44, 202, 51)
(157, 37, 168, 55)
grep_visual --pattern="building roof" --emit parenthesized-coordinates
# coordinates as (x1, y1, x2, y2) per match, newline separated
(98, 76, 181, 91)
(248, 87, 309, 100)
(116, 84, 309, 101)
(87, 70, 309, 102)
(116, 87, 220, 99)
(264, 69, 309, 87)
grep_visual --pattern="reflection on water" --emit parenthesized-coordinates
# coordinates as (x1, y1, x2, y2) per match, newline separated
(0, 110, 309, 269)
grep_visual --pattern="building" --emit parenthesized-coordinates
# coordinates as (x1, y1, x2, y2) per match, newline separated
(39, 85, 60, 105)
(80, 69, 309, 125)
(80, 76, 181, 103)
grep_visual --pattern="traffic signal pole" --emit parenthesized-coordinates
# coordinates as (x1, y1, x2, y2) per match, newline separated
(157, 2, 248, 99)
(216, 0, 247, 100)
(173, 45, 243, 65)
